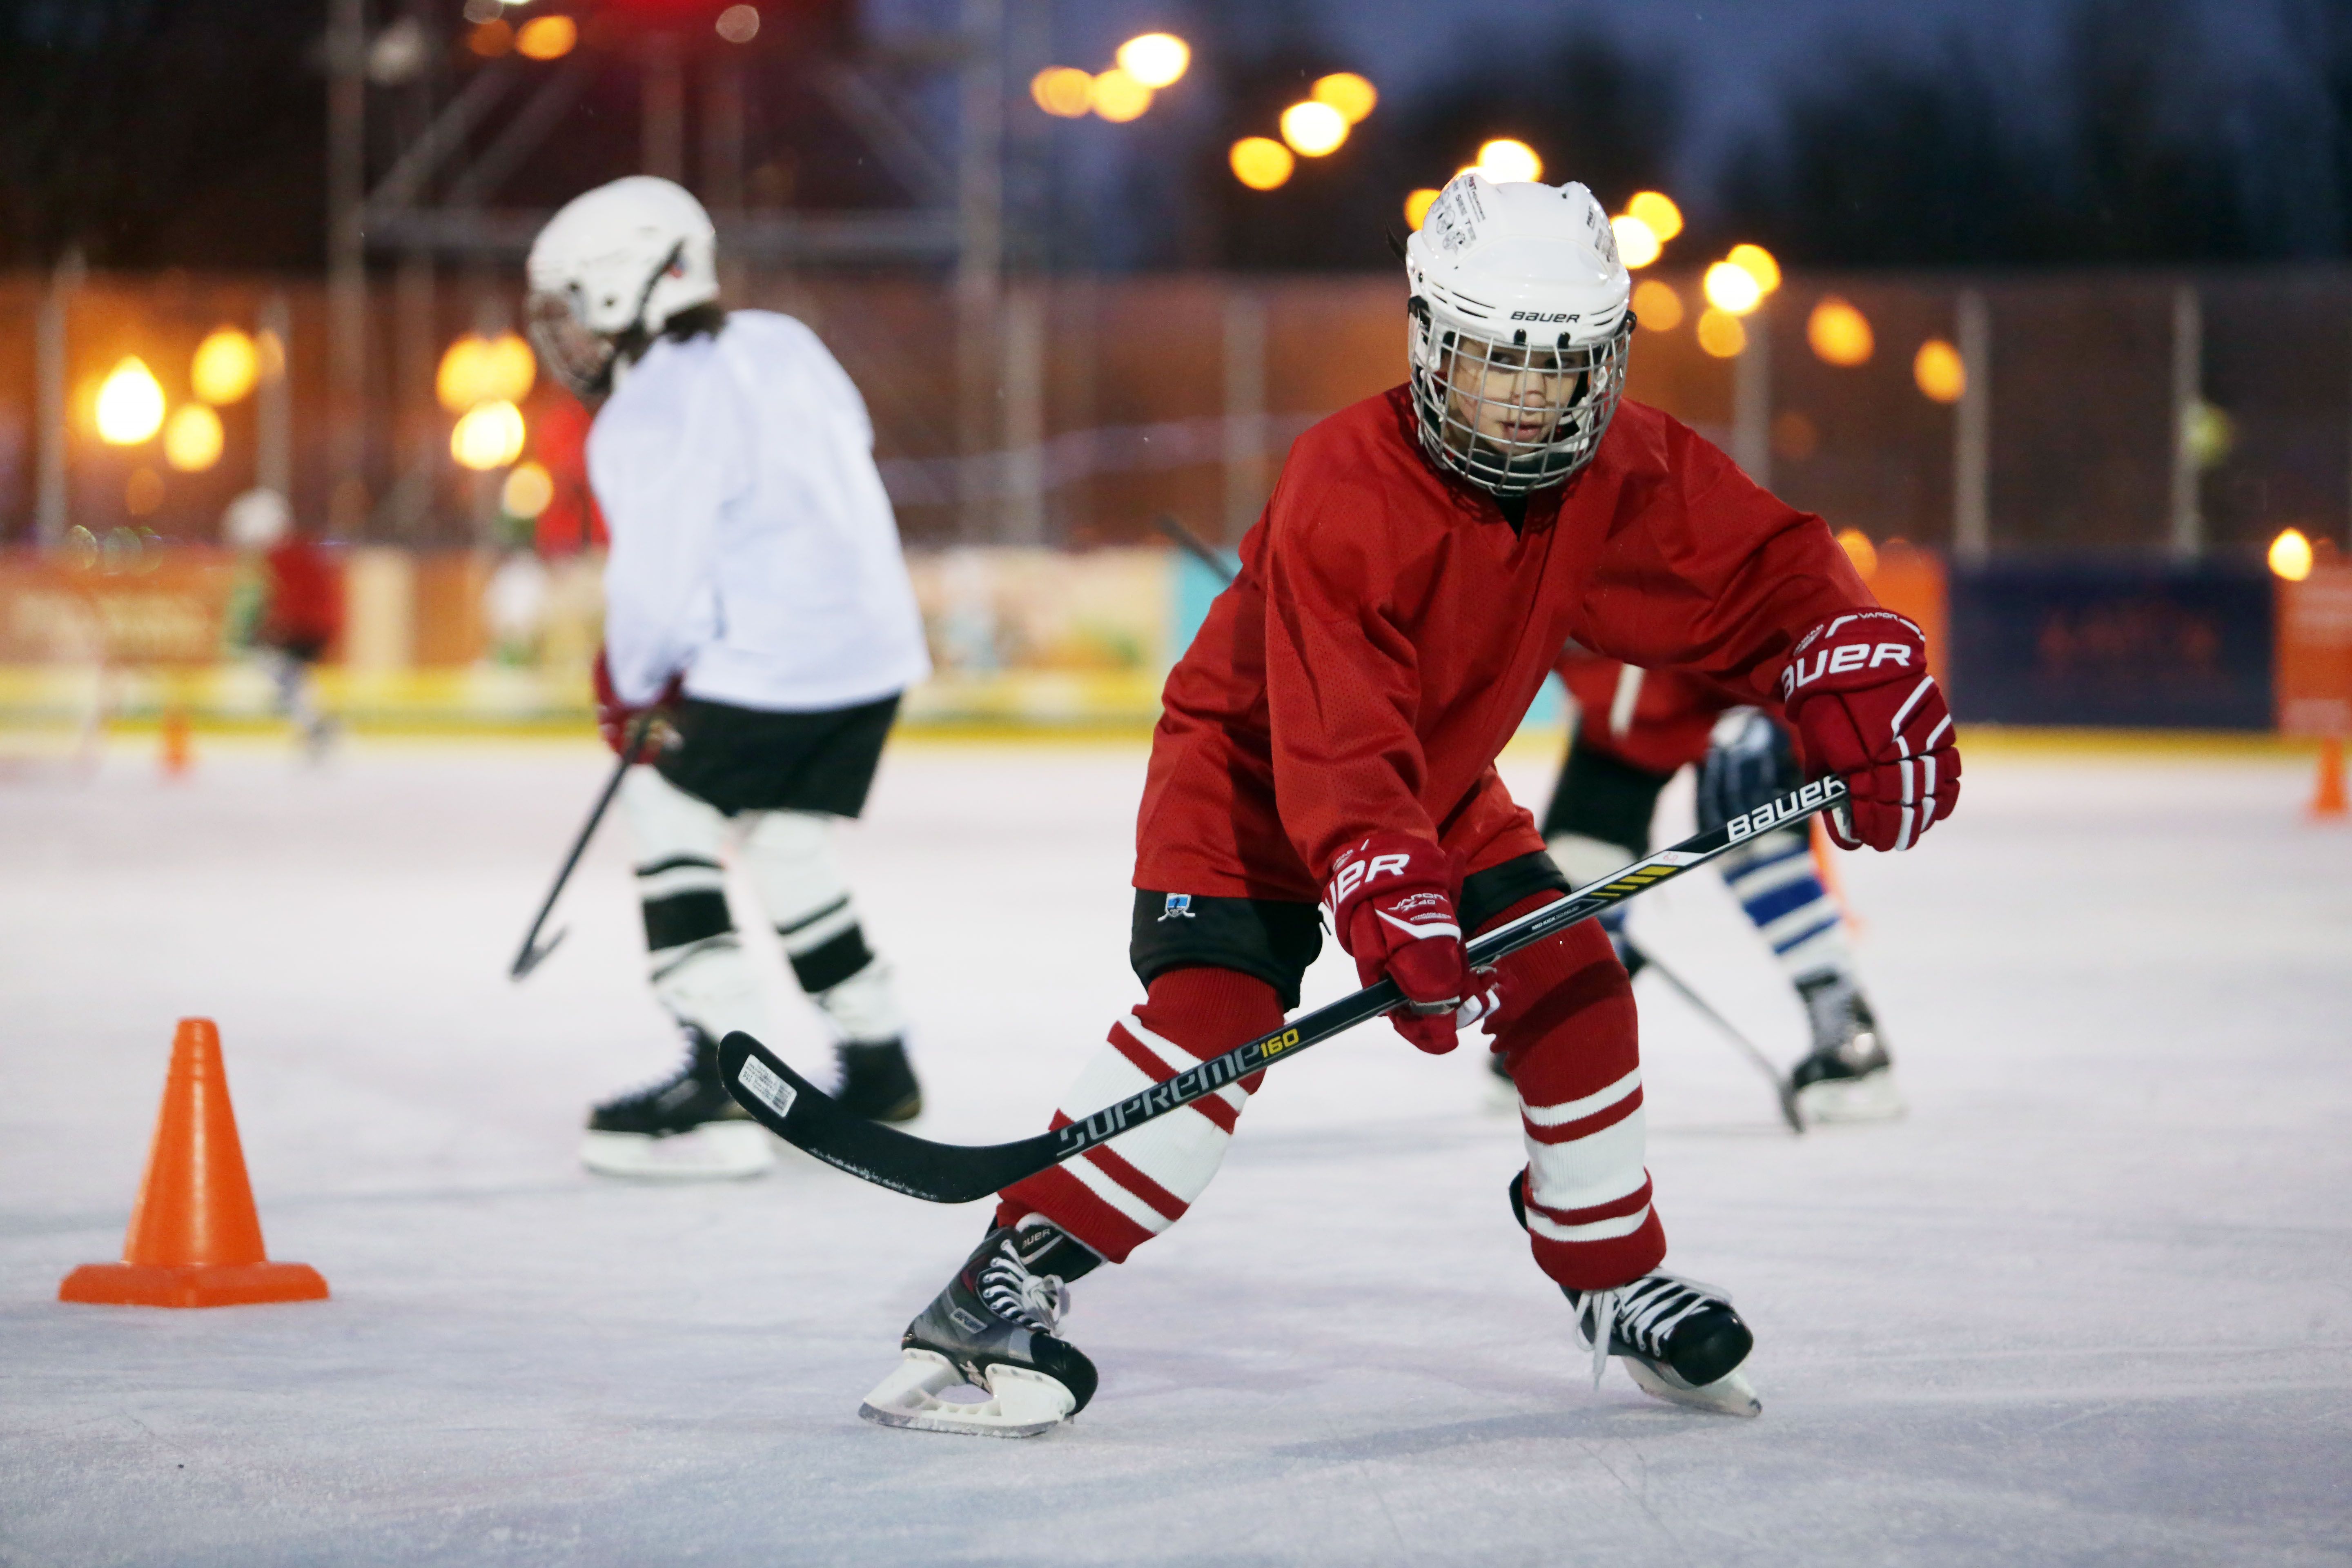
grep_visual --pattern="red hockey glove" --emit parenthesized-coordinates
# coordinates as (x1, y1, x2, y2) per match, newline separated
(1780, 610, 1960, 851)
(1324, 832, 1501, 1054)
(592, 648, 682, 762)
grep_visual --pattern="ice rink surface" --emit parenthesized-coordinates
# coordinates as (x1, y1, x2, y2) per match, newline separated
(2, 735, 2348, 1567)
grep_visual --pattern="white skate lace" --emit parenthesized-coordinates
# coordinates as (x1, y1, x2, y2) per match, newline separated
(1574, 1274, 1728, 1387)
(977, 1245, 1068, 1335)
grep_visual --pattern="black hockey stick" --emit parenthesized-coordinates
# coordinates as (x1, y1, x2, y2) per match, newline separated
(510, 712, 655, 981)
(1619, 935, 1805, 1133)
(717, 775, 1849, 1203)
(1158, 511, 1801, 1127)
(1154, 513, 1239, 579)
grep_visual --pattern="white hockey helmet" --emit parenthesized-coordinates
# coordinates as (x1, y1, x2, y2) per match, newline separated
(1405, 172, 1634, 495)
(525, 176, 719, 399)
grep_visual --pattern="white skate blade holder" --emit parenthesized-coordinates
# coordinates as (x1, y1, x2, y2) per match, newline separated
(1794, 1070, 1906, 1125)
(859, 1350, 1077, 1439)
(1622, 1358, 1762, 1418)
(579, 1121, 776, 1180)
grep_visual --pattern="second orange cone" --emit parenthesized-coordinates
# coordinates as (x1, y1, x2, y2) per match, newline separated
(59, 1019, 328, 1309)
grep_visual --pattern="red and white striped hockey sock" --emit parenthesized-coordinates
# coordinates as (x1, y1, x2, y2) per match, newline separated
(995, 967, 1281, 1262)
(1484, 895, 1669, 1291)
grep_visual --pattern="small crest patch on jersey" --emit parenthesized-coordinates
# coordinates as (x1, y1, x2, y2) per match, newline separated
(1158, 894, 1196, 921)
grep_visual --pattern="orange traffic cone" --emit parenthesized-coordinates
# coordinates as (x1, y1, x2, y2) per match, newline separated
(59, 1019, 328, 1308)
(160, 706, 193, 779)
(2313, 737, 2348, 820)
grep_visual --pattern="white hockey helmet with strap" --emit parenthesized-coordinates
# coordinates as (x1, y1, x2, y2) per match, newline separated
(1405, 172, 1634, 495)
(526, 176, 719, 399)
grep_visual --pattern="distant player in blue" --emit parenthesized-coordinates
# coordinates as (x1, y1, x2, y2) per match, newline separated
(1537, 653, 1902, 1123)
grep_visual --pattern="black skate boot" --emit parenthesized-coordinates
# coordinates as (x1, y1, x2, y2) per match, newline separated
(860, 1215, 1102, 1438)
(835, 1037, 922, 1122)
(580, 1025, 775, 1180)
(1508, 1171, 1761, 1416)
(1789, 973, 1904, 1124)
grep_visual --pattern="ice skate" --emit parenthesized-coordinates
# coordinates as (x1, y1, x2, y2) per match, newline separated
(1791, 973, 1904, 1124)
(1508, 1172, 1759, 1415)
(860, 1216, 1100, 1439)
(579, 1026, 776, 1180)
(1563, 1273, 1762, 1417)
(834, 1038, 922, 1122)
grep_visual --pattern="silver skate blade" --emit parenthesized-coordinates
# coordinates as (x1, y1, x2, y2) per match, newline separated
(579, 1123, 776, 1181)
(857, 1350, 1074, 1439)
(1623, 1356, 1762, 1417)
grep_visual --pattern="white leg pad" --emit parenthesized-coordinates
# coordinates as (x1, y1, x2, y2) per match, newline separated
(579, 1120, 776, 1180)
(858, 1350, 1076, 1438)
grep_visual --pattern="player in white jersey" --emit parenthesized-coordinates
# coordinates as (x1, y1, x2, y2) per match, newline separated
(526, 176, 933, 1180)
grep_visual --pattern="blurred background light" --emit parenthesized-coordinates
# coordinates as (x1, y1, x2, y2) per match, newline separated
(96, 358, 166, 445)
(2270, 527, 2314, 581)
(715, 4, 759, 43)
(1474, 138, 1541, 182)
(1835, 527, 1880, 579)
(1090, 68, 1152, 122)
(1231, 137, 1295, 191)
(1632, 279, 1684, 332)
(437, 332, 535, 414)
(1703, 261, 1762, 316)
(514, 14, 576, 58)
(1610, 214, 1661, 268)
(452, 401, 527, 471)
(1695, 307, 1747, 358)
(1115, 33, 1189, 89)
(502, 460, 556, 519)
(163, 405, 224, 472)
(1031, 67, 1093, 118)
(2185, 400, 2234, 470)
(1726, 243, 1782, 295)
(191, 328, 260, 405)
(1312, 72, 1376, 125)
(1806, 297, 1874, 366)
(1280, 100, 1348, 156)
(125, 469, 165, 516)
(1626, 191, 1682, 243)
(1403, 187, 1439, 229)
(1913, 338, 1966, 402)
(461, 0, 501, 21)
(467, 18, 513, 56)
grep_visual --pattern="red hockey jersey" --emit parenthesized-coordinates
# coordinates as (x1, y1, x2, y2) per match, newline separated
(1135, 387, 1873, 901)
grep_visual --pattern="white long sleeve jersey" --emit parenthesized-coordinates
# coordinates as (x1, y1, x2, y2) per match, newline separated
(589, 311, 931, 710)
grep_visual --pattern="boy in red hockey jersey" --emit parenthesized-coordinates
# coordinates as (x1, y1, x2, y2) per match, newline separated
(858, 172, 1961, 1437)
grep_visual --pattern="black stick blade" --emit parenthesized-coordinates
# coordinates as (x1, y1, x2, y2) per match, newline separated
(717, 1032, 1060, 1206)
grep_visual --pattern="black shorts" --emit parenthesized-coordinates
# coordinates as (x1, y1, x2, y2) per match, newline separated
(654, 692, 900, 817)
(1130, 851, 1571, 1011)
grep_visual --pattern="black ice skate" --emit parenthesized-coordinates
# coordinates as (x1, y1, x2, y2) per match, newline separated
(835, 1038, 922, 1122)
(860, 1215, 1101, 1438)
(579, 1025, 776, 1180)
(1509, 1172, 1761, 1417)
(1789, 973, 1904, 1125)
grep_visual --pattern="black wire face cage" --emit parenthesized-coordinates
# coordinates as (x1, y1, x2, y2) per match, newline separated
(1408, 301, 1634, 497)
(526, 289, 619, 401)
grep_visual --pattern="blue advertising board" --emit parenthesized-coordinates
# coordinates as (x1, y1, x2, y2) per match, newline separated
(1949, 560, 2274, 728)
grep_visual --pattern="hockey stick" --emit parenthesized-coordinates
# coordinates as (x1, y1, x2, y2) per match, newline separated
(1156, 513, 1799, 1127)
(1154, 513, 1239, 579)
(717, 775, 1849, 1203)
(1619, 935, 1804, 1133)
(509, 713, 655, 981)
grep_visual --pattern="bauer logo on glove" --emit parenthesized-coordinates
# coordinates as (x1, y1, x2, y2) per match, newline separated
(1780, 612, 1960, 853)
